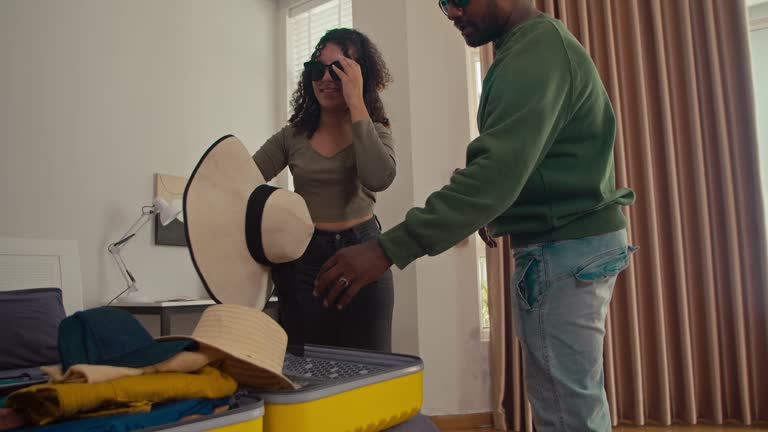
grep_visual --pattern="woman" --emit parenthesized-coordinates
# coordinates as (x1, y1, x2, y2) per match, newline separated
(252, 28, 395, 352)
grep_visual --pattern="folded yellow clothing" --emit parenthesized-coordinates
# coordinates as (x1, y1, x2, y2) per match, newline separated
(41, 350, 220, 384)
(6, 366, 236, 426)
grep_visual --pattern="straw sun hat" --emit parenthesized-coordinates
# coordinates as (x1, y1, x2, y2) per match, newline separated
(162, 303, 297, 390)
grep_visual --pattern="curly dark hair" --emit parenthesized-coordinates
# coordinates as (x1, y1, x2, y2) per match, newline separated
(288, 28, 393, 138)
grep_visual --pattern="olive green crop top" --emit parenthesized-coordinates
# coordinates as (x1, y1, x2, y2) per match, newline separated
(252, 119, 396, 223)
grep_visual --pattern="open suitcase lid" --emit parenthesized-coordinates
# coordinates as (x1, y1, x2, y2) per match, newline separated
(182, 135, 313, 310)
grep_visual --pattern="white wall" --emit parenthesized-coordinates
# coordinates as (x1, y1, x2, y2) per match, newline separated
(347, 0, 421, 359)
(0, 0, 491, 415)
(354, 0, 492, 415)
(0, 0, 278, 307)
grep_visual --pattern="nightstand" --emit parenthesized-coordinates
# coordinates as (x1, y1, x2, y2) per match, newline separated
(112, 297, 278, 335)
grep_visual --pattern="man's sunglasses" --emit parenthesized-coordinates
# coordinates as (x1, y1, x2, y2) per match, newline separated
(438, 0, 469, 16)
(304, 60, 344, 82)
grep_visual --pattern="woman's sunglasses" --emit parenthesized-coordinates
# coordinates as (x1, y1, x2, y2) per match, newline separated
(304, 60, 344, 82)
(438, 0, 470, 16)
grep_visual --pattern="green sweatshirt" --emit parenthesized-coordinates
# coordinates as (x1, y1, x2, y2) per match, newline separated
(379, 14, 635, 269)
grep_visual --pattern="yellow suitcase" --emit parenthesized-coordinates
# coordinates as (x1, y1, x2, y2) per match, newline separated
(253, 345, 423, 432)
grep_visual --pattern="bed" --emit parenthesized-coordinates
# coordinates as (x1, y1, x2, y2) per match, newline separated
(0, 237, 84, 390)
(0, 237, 84, 314)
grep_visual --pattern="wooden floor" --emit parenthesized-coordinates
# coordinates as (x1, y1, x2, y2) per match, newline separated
(445, 427, 768, 432)
(618, 427, 768, 431)
(433, 412, 768, 431)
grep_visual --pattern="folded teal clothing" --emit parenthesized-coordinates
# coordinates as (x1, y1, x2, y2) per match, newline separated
(9, 397, 230, 432)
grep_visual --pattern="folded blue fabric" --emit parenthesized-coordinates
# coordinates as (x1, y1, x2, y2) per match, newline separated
(11, 397, 230, 432)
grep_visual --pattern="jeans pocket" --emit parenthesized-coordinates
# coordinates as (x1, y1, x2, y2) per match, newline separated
(574, 245, 639, 282)
(513, 255, 544, 310)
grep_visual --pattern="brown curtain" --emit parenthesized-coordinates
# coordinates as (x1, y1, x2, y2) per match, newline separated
(486, 0, 768, 430)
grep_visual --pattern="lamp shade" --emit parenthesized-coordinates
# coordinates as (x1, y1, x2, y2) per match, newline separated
(153, 197, 182, 226)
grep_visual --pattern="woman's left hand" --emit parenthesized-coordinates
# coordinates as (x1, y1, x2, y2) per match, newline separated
(333, 56, 368, 120)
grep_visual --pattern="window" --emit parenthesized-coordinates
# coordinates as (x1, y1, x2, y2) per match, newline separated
(287, 0, 353, 111)
(466, 47, 490, 335)
(284, 0, 353, 190)
(749, 3, 768, 240)
(467, 47, 482, 141)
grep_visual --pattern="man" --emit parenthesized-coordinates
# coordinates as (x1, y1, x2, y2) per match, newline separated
(315, 0, 636, 430)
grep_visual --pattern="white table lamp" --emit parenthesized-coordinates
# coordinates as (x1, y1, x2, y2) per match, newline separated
(106, 197, 182, 305)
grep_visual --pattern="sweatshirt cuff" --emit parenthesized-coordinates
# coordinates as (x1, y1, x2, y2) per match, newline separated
(379, 223, 426, 270)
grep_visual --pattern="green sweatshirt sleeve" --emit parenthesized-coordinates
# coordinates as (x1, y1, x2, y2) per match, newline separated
(379, 24, 573, 269)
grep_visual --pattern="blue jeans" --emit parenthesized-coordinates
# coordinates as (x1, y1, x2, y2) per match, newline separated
(511, 229, 637, 432)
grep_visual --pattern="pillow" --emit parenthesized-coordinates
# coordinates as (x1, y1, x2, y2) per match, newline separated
(0, 288, 66, 370)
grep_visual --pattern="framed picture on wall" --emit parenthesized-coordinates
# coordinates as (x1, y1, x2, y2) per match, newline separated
(154, 173, 187, 246)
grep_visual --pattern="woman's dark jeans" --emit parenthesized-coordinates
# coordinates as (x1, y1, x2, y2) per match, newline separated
(272, 217, 394, 352)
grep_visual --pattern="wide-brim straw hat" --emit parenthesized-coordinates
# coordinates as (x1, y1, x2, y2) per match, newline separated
(162, 304, 296, 390)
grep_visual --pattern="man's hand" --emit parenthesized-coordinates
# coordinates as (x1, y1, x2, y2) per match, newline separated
(314, 240, 393, 310)
(479, 226, 498, 248)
